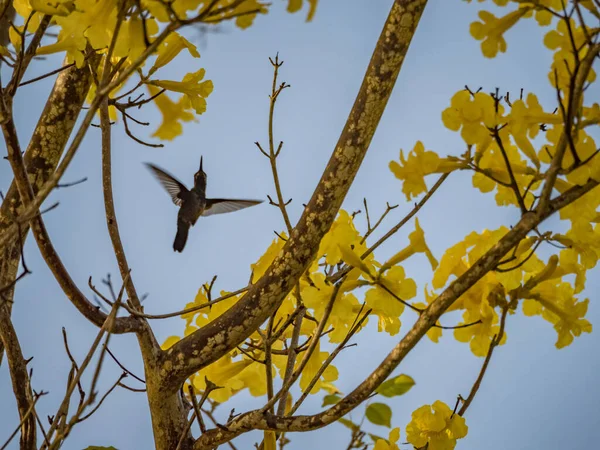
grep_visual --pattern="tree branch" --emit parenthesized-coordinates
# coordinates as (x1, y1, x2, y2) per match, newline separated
(0, 56, 101, 360)
(1, 92, 140, 334)
(537, 43, 600, 213)
(193, 177, 599, 448)
(165, 0, 429, 396)
(0, 304, 36, 449)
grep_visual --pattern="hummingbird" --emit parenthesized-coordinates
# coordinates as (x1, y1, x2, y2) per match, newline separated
(145, 157, 263, 252)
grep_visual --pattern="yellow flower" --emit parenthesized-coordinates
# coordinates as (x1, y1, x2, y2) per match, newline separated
(298, 341, 338, 394)
(442, 91, 502, 148)
(113, 16, 159, 61)
(381, 218, 438, 271)
(454, 295, 504, 357)
(303, 274, 361, 342)
(287, 0, 318, 21)
(406, 401, 468, 450)
(149, 85, 197, 140)
(389, 141, 461, 201)
(525, 282, 592, 348)
(544, 18, 597, 91)
(506, 93, 559, 167)
(149, 32, 200, 75)
(318, 210, 372, 268)
(30, 0, 75, 15)
(365, 266, 416, 336)
(192, 354, 252, 403)
(161, 335, 180, 349)
(472, 136, 537, 208)
(190, 288, 241, 328)
(37, 32, 87, 67)
(13, 0, 44, 31)
(541, 126, 600, 185)
(470, 8, 530, 58)
(544, 17, 589, 54)
(373, 428, 401, 450)
(149, 68, 214, 114)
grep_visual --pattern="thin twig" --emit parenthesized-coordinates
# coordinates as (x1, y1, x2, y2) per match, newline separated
(105, 345, 145, 383)
(276, 307, 306, 416)
(18, 63, 75, 87)
(290, 307, 371, 414)
(329, 173, 449, 284)
(188, 385, 207, 434)
(458, 306, 509, 416)
(0, 391, 47, 450)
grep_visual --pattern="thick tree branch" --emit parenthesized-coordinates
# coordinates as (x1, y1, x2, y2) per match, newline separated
(165, 0, 429, 395)
(193, 178, 599, 449)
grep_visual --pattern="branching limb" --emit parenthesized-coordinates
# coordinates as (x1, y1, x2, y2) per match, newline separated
(360, 200, 398, 244)
(290, 306, 370, 415)
(0, 390, 46, 450)
(192, 178, 599, 448)
(43, 289, 124, 449)
(328, 173, 449, 284)
(167, 0, 428, 396)
(99, 95, 156, 344)
(492, 124, 528, 214)
(538, 43, 600, 213)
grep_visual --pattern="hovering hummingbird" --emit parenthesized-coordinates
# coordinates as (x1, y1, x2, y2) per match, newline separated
(145, 157, 263, 252)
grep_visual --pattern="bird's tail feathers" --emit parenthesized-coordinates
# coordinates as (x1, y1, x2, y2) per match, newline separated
(173, 219, 190, 252)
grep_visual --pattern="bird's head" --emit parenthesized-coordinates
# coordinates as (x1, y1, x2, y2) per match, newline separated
(194, 155, 207, 186)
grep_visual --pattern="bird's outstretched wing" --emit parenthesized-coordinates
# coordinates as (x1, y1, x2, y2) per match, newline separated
(203, 199, 263, 217)
(145, 163, 188, 207)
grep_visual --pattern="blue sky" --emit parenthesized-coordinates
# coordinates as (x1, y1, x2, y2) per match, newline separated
(1, 1, 599, 449)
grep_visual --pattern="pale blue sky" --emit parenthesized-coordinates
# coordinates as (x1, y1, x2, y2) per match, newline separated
(1, 1, 599, 449)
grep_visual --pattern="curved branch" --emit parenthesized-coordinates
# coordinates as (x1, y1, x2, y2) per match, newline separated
(1, 104, 141, 334)
(193, 178, 599, 449)
(164, 0, 429, 394)
(100, 98, 153, 336)
(537, 43, 600, 213)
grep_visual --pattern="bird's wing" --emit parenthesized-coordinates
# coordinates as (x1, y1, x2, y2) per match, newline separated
(203, 199, 263, 217)
(145, 163, 188, 207)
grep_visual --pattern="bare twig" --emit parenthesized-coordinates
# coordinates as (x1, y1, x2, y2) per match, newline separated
(458, 307, 509, 416)
(276, 307, 306, 416)
(0, 391, 47, 450)
(328, 173, 449, 284)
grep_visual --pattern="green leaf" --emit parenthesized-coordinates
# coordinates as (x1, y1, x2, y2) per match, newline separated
(338, 417, 359, 431)
(365, 403, 392, 428)
(83, 447, 118, 450)
(376, 374, 415, 397)
(322, 394, 341, 407)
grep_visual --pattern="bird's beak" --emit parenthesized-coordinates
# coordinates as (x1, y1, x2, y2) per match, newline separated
(200, 156, 203, 172)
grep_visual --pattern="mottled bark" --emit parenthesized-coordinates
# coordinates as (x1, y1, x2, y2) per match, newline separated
(164, 0, 429, 394)
(193, 169, 600, 450)
(0, 0, 14, 50)
(0, 58, 97, 361)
